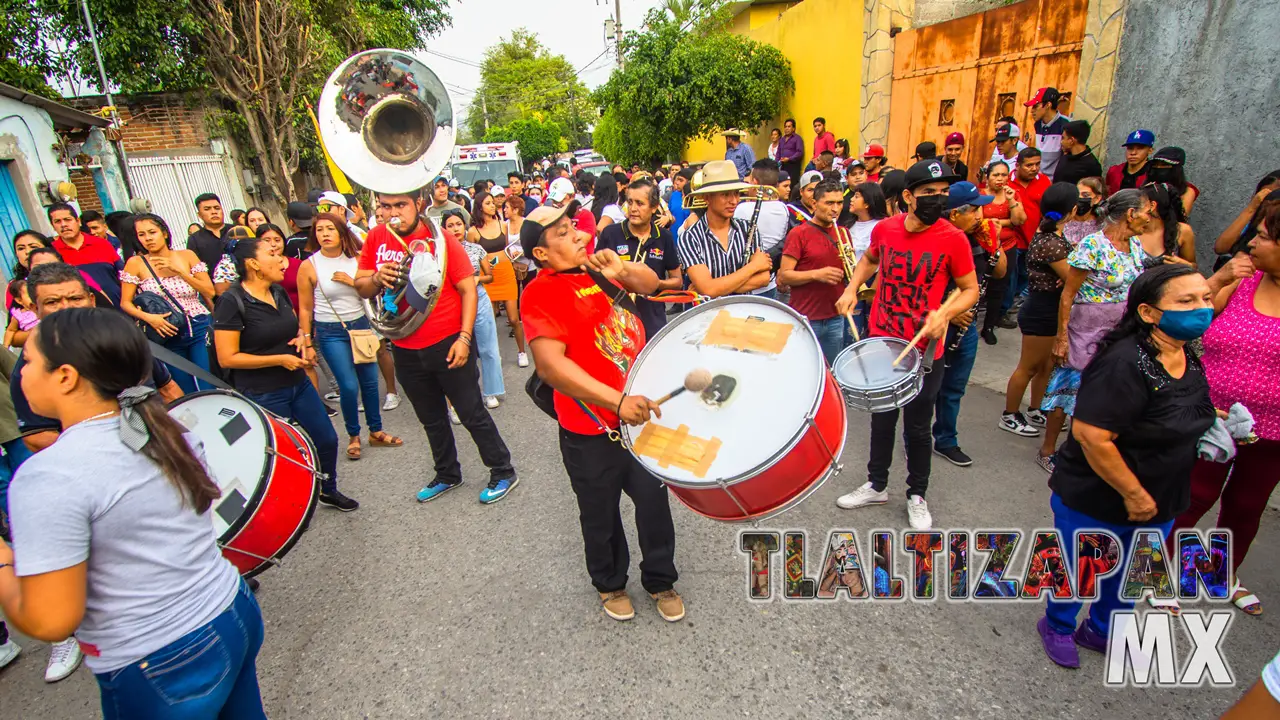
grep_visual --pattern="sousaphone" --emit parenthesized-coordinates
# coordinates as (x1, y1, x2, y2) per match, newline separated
(317, 49, 455, 340)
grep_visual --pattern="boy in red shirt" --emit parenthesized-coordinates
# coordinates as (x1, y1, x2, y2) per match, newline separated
(778, 180, 849, 364)
(519, 205, 684, 624)
(1004, 147, 1051, 316)
(354, 189, 517, 505)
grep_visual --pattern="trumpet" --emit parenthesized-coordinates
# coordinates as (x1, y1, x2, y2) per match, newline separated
(681, 183, 779, 210)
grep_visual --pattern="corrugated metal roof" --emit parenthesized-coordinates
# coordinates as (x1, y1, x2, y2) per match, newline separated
(0, 82, 111, 130)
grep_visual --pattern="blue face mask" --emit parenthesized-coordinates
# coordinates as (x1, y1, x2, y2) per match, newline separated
(1156, 307, 1213, 341)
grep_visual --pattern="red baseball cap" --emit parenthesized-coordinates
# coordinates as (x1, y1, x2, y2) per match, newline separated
(863, 143, 886, 158)
(1025, 87, 1061, 107)
(945, 132, 965, 147)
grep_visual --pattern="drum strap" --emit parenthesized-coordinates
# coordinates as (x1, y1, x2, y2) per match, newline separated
(148, 341, 233, 390)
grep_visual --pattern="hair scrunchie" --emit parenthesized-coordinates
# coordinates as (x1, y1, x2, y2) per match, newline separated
(1044, 211, 1064, 222)
(117, 386, 156, 451)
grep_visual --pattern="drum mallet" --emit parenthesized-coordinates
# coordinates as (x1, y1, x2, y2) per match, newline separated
(656, 368, 714, 406)
(893, 289, 961, 367)
(844, 313, 860, 343)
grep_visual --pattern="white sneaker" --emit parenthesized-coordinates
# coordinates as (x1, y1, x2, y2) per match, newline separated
(44, 638, 82, 683)
(0, 639, 20, 669)
(906, 496, 933, 530)
(836, 482, 888, 509)
(323, 391, 340, 402)
(517, 352, 529, 368)
(382, 393, 401, 411)
(448, 406, 461, 425)
(484, 396, 500, 409)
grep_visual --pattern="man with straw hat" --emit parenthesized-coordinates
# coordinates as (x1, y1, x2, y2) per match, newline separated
(721, 129, 755, 180)
(677, 160, 774, 299)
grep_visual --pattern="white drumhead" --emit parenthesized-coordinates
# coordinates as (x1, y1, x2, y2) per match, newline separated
(622, 296, 824, 485)
(168, 391, 270, 537)
(833, 337, 918, 390)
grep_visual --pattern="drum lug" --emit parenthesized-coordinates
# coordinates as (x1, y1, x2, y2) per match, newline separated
(266, 446, 324, 480)
(218, 543, 282, 569)
(806, 415, 843, 474)
(717, 480, 757, 525)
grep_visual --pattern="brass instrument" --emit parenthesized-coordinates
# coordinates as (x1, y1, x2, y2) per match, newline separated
(833, 226, 875, 301)
(317, 49, 455, 340)
(681, 181, 778, 210)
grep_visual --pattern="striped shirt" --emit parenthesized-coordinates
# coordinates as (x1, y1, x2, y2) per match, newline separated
(678, 216, 775, 295)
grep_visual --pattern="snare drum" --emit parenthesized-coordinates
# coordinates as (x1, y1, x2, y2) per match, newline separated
(621, 296, 847, 522)
(832, 337, 925, 413)
(168, 390, 319, 576)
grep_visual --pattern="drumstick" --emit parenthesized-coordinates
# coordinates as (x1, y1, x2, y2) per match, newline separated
(893, 289, 962, 367)
(845, 313, 860, 343)
(656, 368, 714, 405)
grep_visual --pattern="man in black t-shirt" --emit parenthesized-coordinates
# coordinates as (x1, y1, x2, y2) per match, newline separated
(1053, 120, 1103, 187)
(594, 177, 682, 338)
(187, 193, 229, 273)
(285, 201, 314, 255)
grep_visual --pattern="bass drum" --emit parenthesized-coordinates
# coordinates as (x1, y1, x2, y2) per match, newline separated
(621, 296, 847, 522)
(168, 390, 319, 576)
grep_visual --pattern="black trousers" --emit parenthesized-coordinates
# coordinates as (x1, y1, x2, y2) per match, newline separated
(781, 160, 803, 201)
(393, 334, 514, 483)
(559, 428, 678, 595)
(982, 273, 1009, 333)
(867, 359, 946, 498)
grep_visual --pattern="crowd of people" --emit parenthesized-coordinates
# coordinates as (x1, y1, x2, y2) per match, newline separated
(0, 82, 1277, 717)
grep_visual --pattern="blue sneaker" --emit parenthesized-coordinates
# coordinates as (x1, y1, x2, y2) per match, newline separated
(416, 479, 460, 503)
(479, 476, 519, 504)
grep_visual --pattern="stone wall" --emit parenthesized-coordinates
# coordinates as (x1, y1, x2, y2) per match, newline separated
(859, 0, 915, 148)
(1103, 0, 1280, 265)
(913, 0, 1008, 26)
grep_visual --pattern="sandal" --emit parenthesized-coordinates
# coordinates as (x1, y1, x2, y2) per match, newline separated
(1231, 581, 1263, 616)
(1145, 592, 1181, 616)
(346, 436, 362, 460)
(368, 431, 403, 448)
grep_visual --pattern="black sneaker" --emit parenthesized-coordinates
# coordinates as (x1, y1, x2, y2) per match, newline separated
(999, 412, 1041, 437)
(997, 315, 1018, 329)
(934, 446, 973, 467)
(319, 491, 359, 512)
(1025, 409, 1048, 427)
(246, 576, 260, 593)
(981, 328, 998, 346)
(324, 403, 339, 418)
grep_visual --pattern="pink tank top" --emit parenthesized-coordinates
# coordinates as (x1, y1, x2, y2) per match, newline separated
(1200, 272, 1280, 441)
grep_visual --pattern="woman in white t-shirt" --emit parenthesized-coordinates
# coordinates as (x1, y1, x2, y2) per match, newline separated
(592, 173, 625, 231)
(0, 307, 264, 718)
(845, 182, 890, 337)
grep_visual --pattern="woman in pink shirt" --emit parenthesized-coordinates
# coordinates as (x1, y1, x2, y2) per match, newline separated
(1168, 204, 1280, 616)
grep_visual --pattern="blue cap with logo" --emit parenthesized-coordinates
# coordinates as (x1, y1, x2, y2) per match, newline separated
(1123, 129, 1155, 148)
(948, 181, 994, 210)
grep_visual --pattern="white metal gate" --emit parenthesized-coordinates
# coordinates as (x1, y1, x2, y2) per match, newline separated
(127, 155, 241, 250)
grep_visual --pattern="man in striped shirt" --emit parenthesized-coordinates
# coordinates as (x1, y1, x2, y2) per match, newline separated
(677, 161, 773, 299)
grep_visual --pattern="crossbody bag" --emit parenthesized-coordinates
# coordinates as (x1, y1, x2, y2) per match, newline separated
(133, 255, 194, 343)
(311, 257, 379, 364)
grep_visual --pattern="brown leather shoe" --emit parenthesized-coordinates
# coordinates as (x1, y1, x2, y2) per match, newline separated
(650, 589, 686, 622)
(599, 590, 635, 621)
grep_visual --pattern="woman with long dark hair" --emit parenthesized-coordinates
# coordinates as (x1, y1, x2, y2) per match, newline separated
(448, 209, 504, 415)
(1037, 264, 1215, 669)
(0, 308, 265, 717)
(119, 214, 216, 393)
(467, 191, 526, 365)
(8, 231, 51, 309)
(592, 172, 623, 231)
(978, 160, 1028, 344)
(1139, 182, 1195, 263)
(243, 207, 270, 234)
(1213, 171, 1280, 260)
(213, 237, 357, 511)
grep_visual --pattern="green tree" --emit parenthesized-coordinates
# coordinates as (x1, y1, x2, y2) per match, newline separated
(467, 29, 592, 151)
(482, 115, 566, 165)
(593, 9, 793, 166)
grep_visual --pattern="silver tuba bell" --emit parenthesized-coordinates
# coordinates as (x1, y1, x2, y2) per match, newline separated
(317, 49, 455, 340)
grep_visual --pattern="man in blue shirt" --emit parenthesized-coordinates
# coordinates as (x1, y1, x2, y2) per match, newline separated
(668, 167, 694, 238)
(722, 129, 755, 179)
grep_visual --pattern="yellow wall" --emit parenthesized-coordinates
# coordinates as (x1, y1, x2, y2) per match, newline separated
(685, 0, 863, 165)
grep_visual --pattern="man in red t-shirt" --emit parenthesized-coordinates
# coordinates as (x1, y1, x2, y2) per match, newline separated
(46, 202, 123, 306)
(834, 159, 979, 530)
(354, 189, 517, 505)
(519, 205, 684, 624)
(1004, 147, 1050, 318)
(778, 180, 849, 364)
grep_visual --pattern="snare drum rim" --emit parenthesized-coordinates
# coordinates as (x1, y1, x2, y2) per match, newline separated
(622, 295, 828, 488)
(832, 336, 922, 391)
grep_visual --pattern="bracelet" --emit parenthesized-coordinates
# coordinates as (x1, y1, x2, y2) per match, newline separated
(0, 563, 11, 572)
(616, 395, 626, 417)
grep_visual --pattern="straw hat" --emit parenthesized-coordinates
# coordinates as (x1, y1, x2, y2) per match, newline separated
(689, 160, 754, 195)
(720, 128, 744, 138)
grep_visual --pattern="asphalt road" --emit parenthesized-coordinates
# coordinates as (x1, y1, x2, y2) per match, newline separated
(4, 325, 1278, 719)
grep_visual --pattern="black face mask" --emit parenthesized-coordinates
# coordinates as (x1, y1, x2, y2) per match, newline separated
(913, 195, 947, 226)
(1074, 198, 1092, 216)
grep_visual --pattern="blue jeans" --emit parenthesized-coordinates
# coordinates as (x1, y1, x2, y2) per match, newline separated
(753, 287, 778, 300)
(0, 437, 34, 541)
(1001, 249, 1028, 313)
(244, 379, 338, 494)
(163, 313, 213, 394)
(809, 316, 847, 366)
(931, 322, 979, 450)
(314, 316, 383, 437)
(473, 286, 505, 397)
(96, 578, 265, 719)
(1044, 493, 1174, 636)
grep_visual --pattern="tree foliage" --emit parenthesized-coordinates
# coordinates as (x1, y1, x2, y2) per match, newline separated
(466, 29, 592, 152)
(482, 115, 566, 166)
(593, 9, 794, 166)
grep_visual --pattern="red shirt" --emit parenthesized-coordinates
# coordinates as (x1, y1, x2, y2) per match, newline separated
(865, 215, 975, 359)
(357, 219, 471, 350)
(1007, 173, 1050, 250)
(782, 222, 847, 321)
(573, 208, 598, 254)
(521, 268, 646, 435)
(812, 131, 836, 161)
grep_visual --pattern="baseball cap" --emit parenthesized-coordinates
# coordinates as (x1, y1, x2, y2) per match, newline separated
(404, 241, 444, 313)
(863, 143, 886, 159)
(904, 159, 960, 191)
(547, 177, 575, 203)
(778, 170, 791, 183)
(432, 175, 449, 187)
(286, 201, 315, 228)
(913, 141, 938, 159)
(947, 181, 994, 210)
(490, 185, 507, 197)
(944, 132, 965, 147)
(1152, 146, 1186, 165)
(844, 159, 865, 173)
(1024, 87, 1061, 107)
(316, 190, 353, 220)
(880, 169, 907, 203)
(519, 205, 573, 267)
(306, 188, 325, 205)
(799, 170, 823, 188)
(448, 177, 460, 188)
(1123, 129, 1155, 147)
(993, 123, 1021, 143)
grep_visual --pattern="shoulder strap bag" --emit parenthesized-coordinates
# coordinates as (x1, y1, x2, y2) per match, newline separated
(133, 255, 193, 342)
(311, 257, 379, 364)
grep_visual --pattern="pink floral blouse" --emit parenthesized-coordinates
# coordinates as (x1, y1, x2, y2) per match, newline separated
(120, 263, 211, 317)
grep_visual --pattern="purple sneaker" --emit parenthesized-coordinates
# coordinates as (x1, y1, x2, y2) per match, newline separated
(1037, 617, 1080, 668)
(1074, 621, 1108, 654)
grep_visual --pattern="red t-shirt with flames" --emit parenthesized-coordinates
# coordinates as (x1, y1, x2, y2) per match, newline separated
(357, 219, 472, 350)
(521, 268, 646, 435)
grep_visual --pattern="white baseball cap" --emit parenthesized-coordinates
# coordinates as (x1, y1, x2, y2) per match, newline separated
(547, 177, 575, 203)
(316, 191, 353, 221)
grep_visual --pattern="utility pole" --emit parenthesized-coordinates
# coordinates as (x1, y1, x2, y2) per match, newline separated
(614, 0, 624, 69)
(80, 0, 135, 197)
(481, 94, 489, 132)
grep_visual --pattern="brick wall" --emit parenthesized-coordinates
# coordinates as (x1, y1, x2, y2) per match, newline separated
(69, 169, 104, 212)
(68, 94, 213, 154)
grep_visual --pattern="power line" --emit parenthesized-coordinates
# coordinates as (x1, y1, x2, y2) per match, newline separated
(424, 48, 484, 69)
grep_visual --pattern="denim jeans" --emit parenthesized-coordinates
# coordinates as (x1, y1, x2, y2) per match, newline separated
(753, 286, 778, 300)
(473, 286, 505, 397)
(162, 313, 213, 393)
(95, 579, 265, 720)
(1044, 493, 1174, 636)
(1000, 248, 1027, 314)
(809, 316, 847, 366)
(314, 316, 383, 437)
(0, 437, 33, 541)
(932, 322, 979, 450)
(244, 379, 339, 494)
